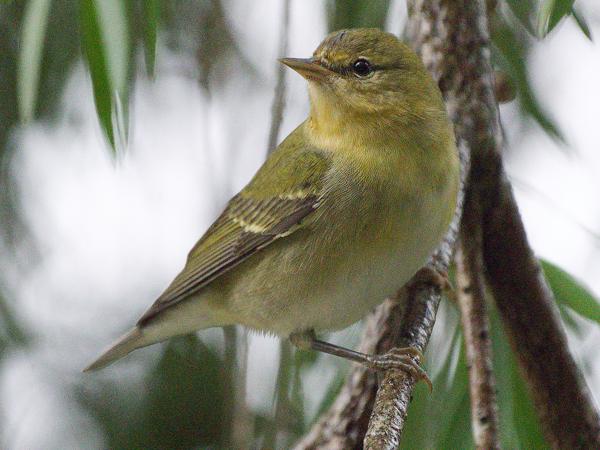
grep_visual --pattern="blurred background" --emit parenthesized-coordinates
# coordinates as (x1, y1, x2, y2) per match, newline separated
(1, 0, 600, 448)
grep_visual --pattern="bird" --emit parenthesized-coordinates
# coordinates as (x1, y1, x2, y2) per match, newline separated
(84, 28, 459, 385)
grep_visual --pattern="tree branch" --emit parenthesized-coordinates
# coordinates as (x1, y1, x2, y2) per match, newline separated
(480, 162, 600, 448)
(293, 299, 397, 449)
(267, 0, 291, 154)
(455, 190, 500, 449)
(362, 263, 455, 450)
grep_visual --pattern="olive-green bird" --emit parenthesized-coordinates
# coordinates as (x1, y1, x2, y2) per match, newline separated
(84, 28, 459, 382)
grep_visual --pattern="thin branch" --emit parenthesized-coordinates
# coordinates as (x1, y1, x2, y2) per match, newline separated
(293, 299, 399, 449)
(222, 327, 252, 449)
(267, 0, 291, 154)
(362, 265, 454, 450)
(455, 190, 500, 449)
(266, 340, 294, 448)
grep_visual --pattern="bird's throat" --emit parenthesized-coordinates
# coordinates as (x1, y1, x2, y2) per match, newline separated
(306, 86, 383, 152)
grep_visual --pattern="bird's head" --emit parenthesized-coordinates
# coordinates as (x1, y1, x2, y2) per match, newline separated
(280, 28, 444, 128)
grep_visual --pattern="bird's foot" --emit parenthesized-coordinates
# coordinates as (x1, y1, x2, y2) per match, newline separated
(409, 266, 453, 294)
(366, 346, 432, 392)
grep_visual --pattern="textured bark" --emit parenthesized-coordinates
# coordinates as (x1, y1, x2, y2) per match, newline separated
(362, 268, 456, 450)
(455, 191, 500, 450)
(293, 299, 398, 449)
(481, 170, 600, 448)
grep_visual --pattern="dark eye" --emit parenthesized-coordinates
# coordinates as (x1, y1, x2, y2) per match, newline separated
(352, 58, 373, 77)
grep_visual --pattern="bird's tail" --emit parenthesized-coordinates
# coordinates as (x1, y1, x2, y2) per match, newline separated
(83, 327, 150, 372)
(83, 294, 229, 372)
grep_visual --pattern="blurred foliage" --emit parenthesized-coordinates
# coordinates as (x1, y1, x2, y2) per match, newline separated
(161, 0, 256, 92)
(491, 8, 565, 142)
(77, 336, 231, 449)
(494, 0, 594, 144)
(506, 0, 592, 40)
(140, 0, 159, 77)
(79, 0, 130, 152)
(537, 0, 592, 39)
(1, 0, 600, 448)
(17, 0, 51, 123)
(327, 0, 391, 30)
(0, 289, 29, 360)
(542, 259, 600, 325)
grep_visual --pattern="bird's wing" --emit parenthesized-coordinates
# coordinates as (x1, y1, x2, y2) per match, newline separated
(138, 133, 330, 324)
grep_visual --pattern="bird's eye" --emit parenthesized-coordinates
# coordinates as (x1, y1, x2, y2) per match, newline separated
(352, 58, 373, 77)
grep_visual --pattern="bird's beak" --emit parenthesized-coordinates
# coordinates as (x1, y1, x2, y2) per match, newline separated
(279, 57, 332, 82)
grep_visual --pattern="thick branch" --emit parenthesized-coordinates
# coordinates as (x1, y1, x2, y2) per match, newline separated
(455, 189, 500, 450)
(481, 170, 600, 448)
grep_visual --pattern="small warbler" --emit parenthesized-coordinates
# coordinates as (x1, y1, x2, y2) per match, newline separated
(85, 28, 459, 383)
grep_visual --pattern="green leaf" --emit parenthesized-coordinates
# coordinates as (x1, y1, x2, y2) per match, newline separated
(142, 0, 158, 76)
(537, 0, 574, 38)
(79, 0, 129, 153)
(541, 259, 600, 325)
(492, 20, 565, 142)
(505, 0, 537, 35)
(572, 7, 593, 41)
(490, 301, 548, 448)
(77, 335, 229, 448)
(17, 0, 52, 123)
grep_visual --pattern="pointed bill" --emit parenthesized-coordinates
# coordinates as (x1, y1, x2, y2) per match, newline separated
(279, 57, 332, 82)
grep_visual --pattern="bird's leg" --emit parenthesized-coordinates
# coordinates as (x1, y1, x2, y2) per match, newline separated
(289, 329, 432, 391)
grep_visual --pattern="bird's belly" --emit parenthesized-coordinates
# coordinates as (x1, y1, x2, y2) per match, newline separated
(223, 204, 442, 336)
(290, 229, 430, 333)
(299, 250, 412, 332)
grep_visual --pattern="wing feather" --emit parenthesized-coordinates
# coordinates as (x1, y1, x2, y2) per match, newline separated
(137, 130, 330, 325)
(138, 194, 318, 324)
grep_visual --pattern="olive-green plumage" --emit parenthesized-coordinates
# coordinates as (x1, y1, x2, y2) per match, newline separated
(84, 28, 459, 372)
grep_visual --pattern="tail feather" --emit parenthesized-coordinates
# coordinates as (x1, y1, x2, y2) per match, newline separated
(83, 327, 147, 372)
(84, 294, 228, 372)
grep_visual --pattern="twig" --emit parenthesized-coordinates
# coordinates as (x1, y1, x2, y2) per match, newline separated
(293, 299, 399, 449)
(267, 0, 291, 155)
(455, 189, 500, 449)
(222, 326, 252, 449)
(362, 267, 453, 450)
(266, 340, 294, 448)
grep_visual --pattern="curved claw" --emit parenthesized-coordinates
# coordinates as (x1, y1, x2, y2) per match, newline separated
(367, 346, 433, 393)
